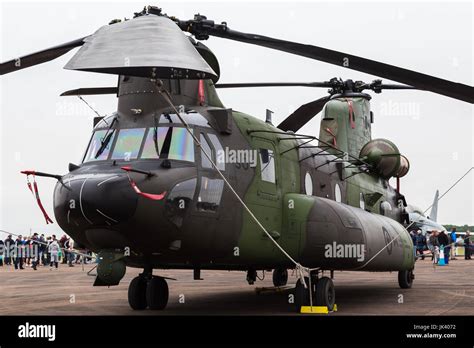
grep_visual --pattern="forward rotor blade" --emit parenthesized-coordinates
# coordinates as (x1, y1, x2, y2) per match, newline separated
(374, 84, 417, 90)
(215, 82, 333, 89)
(0, 37, 87, 75)
(182, 21, 473, 103)
(60, 87, 118, 96)
(278, 95, 331, 132)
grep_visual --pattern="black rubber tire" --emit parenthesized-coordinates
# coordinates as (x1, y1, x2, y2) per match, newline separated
(272, 268, 288, 287)
(294, 277, 310, 310)
(146, 277, 169, 310)
(398, 270, 414, 289)
(315, 277, 335, 311)
(128, 276, 148, 310)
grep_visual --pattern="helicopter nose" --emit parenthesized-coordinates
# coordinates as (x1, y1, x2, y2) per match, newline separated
(54, 174, 138, 228)
(80, 175, 138, 225)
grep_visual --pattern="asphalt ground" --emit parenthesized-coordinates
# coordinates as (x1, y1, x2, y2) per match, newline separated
(0, 258, 472, 315)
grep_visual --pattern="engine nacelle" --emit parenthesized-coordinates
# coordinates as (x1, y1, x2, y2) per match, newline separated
(359, 138, 410, 179)
(284, 194, 414, 271)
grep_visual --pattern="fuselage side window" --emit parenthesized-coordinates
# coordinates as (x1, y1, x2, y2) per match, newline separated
(335, 183, 342, 203)
(207, 133, 225, 171)
(305, 172, 313, 195)
(197, 177, 224, 212)
(360, 192, 366, 210)
(380, 201, 392, 215)
(259, 149, 276, 183)
(200, 133, 213, 169)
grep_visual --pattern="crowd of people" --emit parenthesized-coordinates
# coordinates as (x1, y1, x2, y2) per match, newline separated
(410, 227, 472, 264)
(0, 233, 93, 270)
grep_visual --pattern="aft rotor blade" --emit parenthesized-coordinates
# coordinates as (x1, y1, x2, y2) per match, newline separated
(182, 21, 473, 103)
(278, 95, 331, 132)
(215, 82, 333, 89)
(0, 37, 87, 75)
(60, 87, 118, 96)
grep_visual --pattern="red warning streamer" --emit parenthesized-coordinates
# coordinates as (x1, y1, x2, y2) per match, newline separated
(125, 174, 166, 201)
(345, 98, 355, 129)
(22, 172, 54, 224)
(198, 79, 205, 106)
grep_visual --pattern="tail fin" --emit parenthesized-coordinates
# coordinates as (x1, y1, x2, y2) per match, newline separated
(429, 190, 439, 222)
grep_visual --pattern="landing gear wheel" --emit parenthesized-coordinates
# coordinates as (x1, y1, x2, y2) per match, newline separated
(315, 277, 335, 311)
(294, 277, 310, 310)
(146, 277, 169, 310)
(272, 268, 288, 287)
(398, 269, 414, 289)
(128, 276, 148, 310)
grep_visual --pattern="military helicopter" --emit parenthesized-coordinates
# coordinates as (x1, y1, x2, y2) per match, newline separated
(1, 5, 473, 312)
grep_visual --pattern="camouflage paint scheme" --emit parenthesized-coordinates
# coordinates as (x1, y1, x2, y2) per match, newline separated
(54, 75, 414, 278)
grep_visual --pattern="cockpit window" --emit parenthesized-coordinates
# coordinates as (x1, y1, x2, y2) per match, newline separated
(111, 128, 146, 161)
(141, 127, 195, 162)
(140, 127, 167, 159)
(83, 126, 195, 163)
(83, 129, 116, 162)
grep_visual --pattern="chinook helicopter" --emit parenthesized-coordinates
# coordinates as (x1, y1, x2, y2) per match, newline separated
(1, 6, 473, 312)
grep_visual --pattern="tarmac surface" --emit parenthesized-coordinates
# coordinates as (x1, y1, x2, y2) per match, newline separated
(0, 258, 473, 315)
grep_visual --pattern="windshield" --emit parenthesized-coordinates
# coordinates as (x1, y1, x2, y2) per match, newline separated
(83, 129, 116, 162)
(83, 127, 194, 163)
(112, 128, 146, 161)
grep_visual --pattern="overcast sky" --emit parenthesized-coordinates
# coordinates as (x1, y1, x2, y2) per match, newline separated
(0, 0, 472, 237)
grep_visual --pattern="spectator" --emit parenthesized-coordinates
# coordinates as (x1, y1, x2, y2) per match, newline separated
(65, 238, 75, 267)
(4, 235, 14, 265)
(38, 234, 46, 266)
(44, 236, 52, 266)
(30, 233, 39, 271)
(25, 237, 31, 265)
(450, 227, 457, 260)
(438, 231, 450, 264)
(59, 234, 68, 264)
(464, 231, 471, 260)
(48, 238, 60, 270)
(13, 235, 25, 270)
(429, 231, 440, 262)
(426, 231, 433, 256)
(415, 230, 426, 260)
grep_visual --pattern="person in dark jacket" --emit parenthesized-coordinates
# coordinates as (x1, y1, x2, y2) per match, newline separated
(415, 231, 426, 260)
(38, 234, 46, 266)
(464, 231, 471, 260)
(30, 233, 39, 270)
(4, 235, 14, 265)
(13, 235, 24, 270)
(438, 231, 450, 264)
(429, 231, 440, 262)
(59, 235, 68, 264)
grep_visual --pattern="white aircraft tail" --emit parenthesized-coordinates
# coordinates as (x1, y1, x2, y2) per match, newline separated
(429, 190, 439, 222)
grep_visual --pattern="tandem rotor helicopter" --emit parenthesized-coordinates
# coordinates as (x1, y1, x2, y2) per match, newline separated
(1, 5, 473, 312)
